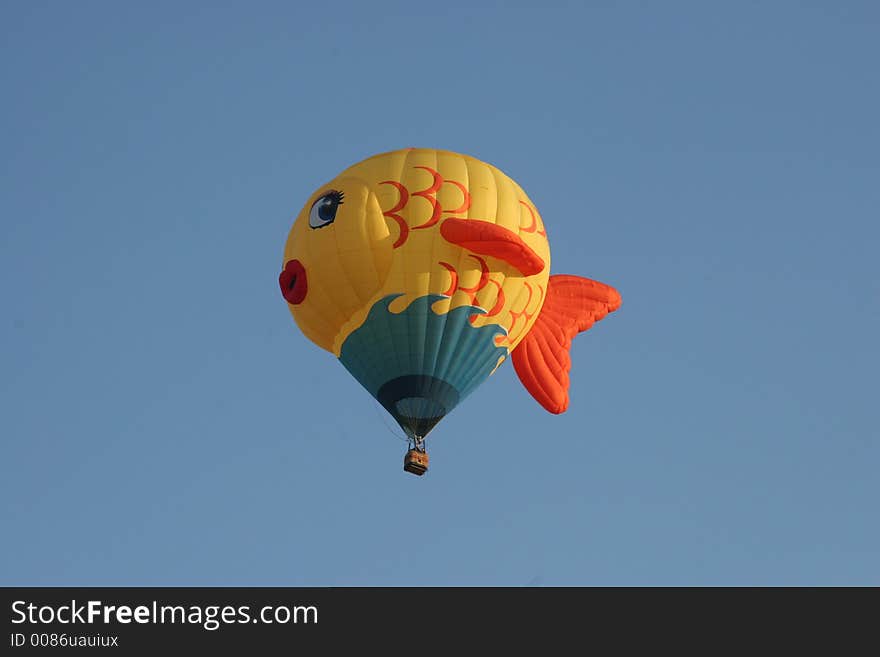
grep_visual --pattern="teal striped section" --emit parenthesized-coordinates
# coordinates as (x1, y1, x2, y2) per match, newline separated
(339, 294, 508, 439)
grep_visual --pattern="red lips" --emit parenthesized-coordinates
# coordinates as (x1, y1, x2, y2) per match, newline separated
(279, 259, 307, 305)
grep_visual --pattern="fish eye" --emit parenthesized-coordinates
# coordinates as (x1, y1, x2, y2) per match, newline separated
(308, 190, 344, 229)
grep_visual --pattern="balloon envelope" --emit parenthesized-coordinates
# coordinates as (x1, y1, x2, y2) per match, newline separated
(280, 148, 555, 441)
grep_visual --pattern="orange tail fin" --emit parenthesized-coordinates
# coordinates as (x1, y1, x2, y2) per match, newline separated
(511, 274, 621, 414)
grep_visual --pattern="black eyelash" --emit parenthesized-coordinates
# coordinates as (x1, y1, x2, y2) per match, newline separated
(326, 189, 344, 204)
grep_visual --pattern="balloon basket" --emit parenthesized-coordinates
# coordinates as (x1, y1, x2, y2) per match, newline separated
(403, 449, 429, 476)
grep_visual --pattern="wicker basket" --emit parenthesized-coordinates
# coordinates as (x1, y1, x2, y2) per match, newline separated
(403, 449, 429, 476)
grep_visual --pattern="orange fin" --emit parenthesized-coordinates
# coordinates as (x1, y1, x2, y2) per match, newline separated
(511, 274, 621, 414)
(440, 218, 545, 276)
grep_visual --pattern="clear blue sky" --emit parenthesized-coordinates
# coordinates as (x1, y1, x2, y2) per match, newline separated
(2, 1, 877, 586)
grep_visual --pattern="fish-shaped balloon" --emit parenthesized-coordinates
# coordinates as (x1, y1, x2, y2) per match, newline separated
(279, 148, 621, 471)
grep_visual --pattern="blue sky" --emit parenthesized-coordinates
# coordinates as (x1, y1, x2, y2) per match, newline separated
(1, 1, 877, 585)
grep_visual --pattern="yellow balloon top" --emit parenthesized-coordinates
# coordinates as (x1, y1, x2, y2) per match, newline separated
(282, 148, 552, 359)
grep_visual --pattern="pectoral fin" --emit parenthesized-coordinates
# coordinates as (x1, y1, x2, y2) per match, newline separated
(440, 218, 545, 276)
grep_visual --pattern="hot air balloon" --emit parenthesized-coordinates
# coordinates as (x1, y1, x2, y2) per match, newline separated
(279, 148, 620, 475)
